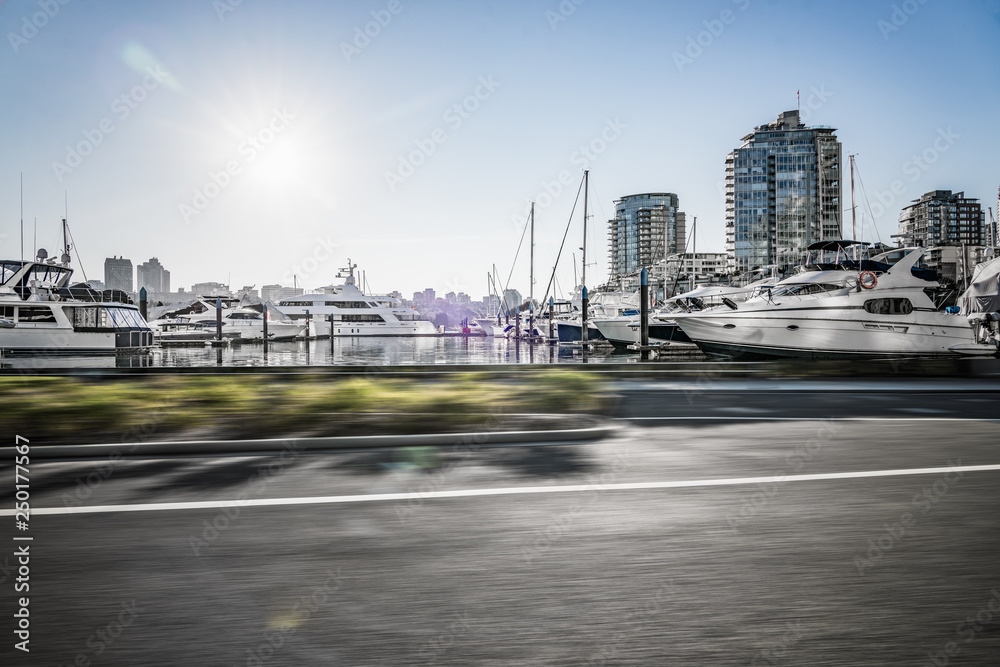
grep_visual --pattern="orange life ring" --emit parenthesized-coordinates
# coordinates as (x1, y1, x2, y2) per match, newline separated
(859, 271, 877, 289)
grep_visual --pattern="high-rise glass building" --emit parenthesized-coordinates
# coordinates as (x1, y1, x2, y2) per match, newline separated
(104, 256, 133, 292)
(725, 110, 842, 275)
(607, 193, 686, 281)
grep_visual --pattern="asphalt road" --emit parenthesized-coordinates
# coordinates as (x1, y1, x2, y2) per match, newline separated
(2, 381, 999, 666)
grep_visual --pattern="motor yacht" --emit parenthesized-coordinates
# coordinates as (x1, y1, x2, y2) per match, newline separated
(277, 261, 438, 337)
(672, 243, 999, 359)
(0, 250, 153, 353)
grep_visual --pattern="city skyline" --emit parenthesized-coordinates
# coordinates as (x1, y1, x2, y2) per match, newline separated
(2, 0, 999, 298)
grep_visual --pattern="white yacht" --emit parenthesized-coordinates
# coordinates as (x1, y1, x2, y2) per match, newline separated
(148, 317, 216, 344)
(0, 250, 153, 353)
(277, 261, 438, 337)
(151, 299, 305, 341)
(672, 244, 999, 359)
(593, 275, 777, 349)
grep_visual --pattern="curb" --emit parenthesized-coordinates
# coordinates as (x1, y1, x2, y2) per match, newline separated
(10, 419, 618, 459)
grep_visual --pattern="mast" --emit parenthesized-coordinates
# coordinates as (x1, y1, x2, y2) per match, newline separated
(20, 173, 23, 262)
(581, 170, 589, 345)
(61, 216, 71, 266)
(582, 170, 589, 289)
(690, 216, 697, 291)
(529, 201, 534, 311)
(850, 154, 857, 259)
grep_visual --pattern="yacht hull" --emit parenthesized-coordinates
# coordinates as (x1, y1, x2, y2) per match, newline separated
(556, 321, 605, 343)
(307, 320, 439, 338)
(675, 310, 978, 360)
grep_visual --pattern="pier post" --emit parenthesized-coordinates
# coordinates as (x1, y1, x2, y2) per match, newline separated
(515, 309, 521, 340)
(215, 297, 223, 342)
(139, 287, 147, 321)
(330, 315, 335, 354)
(262, 303, 268, 342)
(305, 309, 311, 340)
(529, 302, 534, 343)
(548, 296, 554, 343)
(581, 287, 589, 346)
(640, 267, 649, 360)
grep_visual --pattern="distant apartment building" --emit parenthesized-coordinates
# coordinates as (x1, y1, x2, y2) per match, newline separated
(136, 257, 170, 294)
(502, 289, 522, 311)
(190, 281, 230, 297)
(993, 186, 999, 247)
(608, 193, 686, 282)
(897, 190, 986, 247)
(680, 252, 728, 278)
(897, 190, 987, 283)
(261, 284, 303, 303)
(104, 256, 133, 292)
(726, 109, 842, 275)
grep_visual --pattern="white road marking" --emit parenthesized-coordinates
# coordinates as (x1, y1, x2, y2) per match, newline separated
(4, 463, 999, 516)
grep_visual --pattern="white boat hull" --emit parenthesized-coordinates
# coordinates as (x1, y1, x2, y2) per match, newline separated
(306, 319, 439, 338)
(675, 310, 978, 359)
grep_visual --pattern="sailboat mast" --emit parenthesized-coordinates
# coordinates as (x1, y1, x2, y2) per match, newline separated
(529, 201, 534, 310)
(582, 170, 589, 289)
(850, 154, 857, 259)
(20, 173, 24, 262)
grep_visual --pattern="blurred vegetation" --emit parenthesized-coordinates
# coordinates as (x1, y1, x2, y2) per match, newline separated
(0, 371, 613, 444)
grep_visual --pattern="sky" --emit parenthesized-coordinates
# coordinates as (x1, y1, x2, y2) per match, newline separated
(2, 0, 999, 301)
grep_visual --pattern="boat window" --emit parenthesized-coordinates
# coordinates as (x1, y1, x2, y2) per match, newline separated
(281, 300, 317, 307)
(864, 298, 913, 315)
(21, 264, 72, 287)
(1, 261, 25, 286)
(1, 306, 14, 318)
(770, 283, 844, 297)
(341, 314, 385, 323)
(18, 306, 57, 323)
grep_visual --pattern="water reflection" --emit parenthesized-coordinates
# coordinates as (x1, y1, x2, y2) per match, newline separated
(0, 337, 671, 369)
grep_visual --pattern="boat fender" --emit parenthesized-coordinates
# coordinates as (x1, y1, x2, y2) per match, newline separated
(721, 297, 738, 310)
(859, 271, 878, 289)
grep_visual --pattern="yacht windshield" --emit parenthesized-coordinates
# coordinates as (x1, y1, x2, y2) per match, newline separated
(1, 261, 26, 285)
(768, 283, 845, 298)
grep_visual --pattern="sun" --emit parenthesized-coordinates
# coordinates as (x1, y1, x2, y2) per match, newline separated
(246, 139, 304, 193)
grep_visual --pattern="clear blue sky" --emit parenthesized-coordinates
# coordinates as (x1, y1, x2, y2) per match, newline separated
(2, 0, 999, 299)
